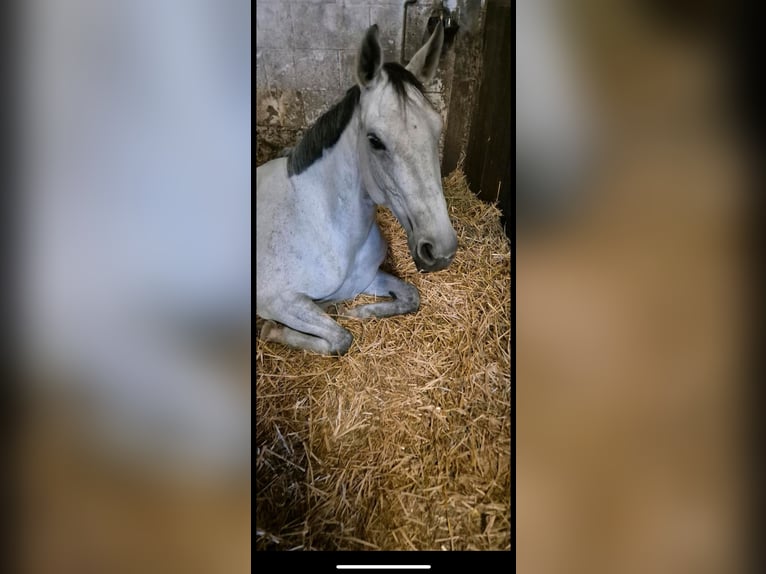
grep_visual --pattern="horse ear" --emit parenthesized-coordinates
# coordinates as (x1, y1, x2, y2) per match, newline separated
(405, 21, 444, 83)
(356, 25, 383, 87)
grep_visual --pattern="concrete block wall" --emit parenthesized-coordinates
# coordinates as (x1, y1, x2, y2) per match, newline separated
(255, 0, 460, 165)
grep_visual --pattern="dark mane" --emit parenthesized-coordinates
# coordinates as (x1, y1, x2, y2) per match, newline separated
(381, 62, 425, 101)
(286, 85, 360, 176)
(286, 63, 426, 176)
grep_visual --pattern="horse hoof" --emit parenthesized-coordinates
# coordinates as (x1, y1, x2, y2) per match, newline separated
(259, 320, 280, 340)
(331, 331, 353, 356)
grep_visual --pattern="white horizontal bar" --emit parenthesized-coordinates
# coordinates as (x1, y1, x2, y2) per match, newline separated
(336, 566, 431, 570)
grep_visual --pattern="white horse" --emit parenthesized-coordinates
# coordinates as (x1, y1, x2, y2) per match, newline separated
(256, 24, 457, 355)
(20, 0, 251, 478)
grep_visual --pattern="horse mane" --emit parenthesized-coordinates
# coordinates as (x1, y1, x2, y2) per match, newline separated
(381, 62, 425, 103)
(286, 63, 426, 176)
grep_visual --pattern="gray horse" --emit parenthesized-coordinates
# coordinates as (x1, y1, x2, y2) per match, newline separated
(257, 23, 457, 355)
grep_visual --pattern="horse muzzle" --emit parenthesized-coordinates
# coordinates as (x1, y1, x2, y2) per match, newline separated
(413, 235, 457, 272)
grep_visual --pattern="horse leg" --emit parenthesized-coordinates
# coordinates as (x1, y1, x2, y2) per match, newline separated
(343, 271, 420, 319)
(260, 294, 354, 355)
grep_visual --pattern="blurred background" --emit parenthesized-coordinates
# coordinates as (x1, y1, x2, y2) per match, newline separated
(16, 1, 251, 572)
(517, 0, 758, 572)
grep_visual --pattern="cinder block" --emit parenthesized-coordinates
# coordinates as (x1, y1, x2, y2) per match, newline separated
(256, 49, 269, 90)
(280, 90, 306, 128)
(294, 50, 342, 91)
(369, 4, 402, 62)
(301, 89, 347, 126)
(338, 5, 371, 49)
(402, 4, 431, 63)
(256, 2, 293, 49)
(291, 4, 341, 49)
(290, 3, 370, 50)
(262, 50, 297, 89)
(256, 88, 305, 128)
(256, 88, 280, 126)
(342, 0, 402, 5)
(339, 50, 358, 87)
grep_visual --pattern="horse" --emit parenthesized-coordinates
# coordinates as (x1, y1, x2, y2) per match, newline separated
(256, 23, 458, 355)
(21, 0, 251, 479)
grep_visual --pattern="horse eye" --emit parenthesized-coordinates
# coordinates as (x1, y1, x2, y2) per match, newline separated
(367, 134, 386, 151)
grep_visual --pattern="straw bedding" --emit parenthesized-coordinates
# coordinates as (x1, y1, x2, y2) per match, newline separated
(255, 168, 511, 550)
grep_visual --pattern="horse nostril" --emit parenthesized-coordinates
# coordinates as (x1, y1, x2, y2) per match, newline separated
(418, 241, 435, 264)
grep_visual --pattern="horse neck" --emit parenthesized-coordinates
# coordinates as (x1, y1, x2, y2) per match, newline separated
(316, 112, 371, 211)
